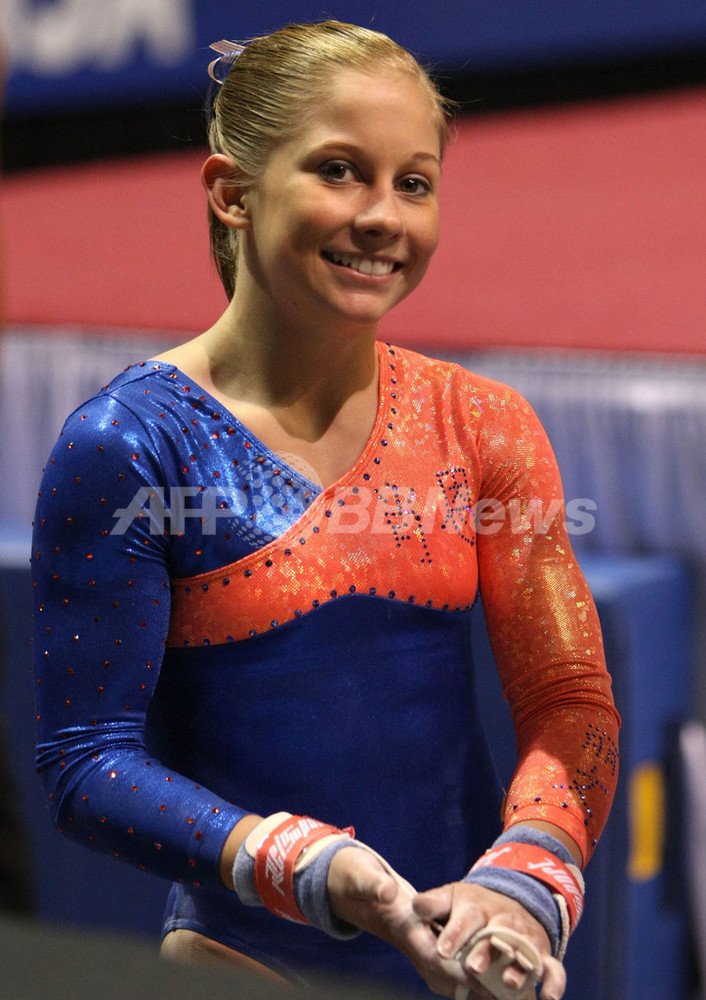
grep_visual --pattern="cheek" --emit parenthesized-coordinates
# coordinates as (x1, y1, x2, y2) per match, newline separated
(418, 213, 440, 260)
(287, 202, 346, 254)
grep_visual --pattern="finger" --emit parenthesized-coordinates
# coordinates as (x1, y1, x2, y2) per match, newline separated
(413, 884, 454, 922)
(539, 955, 567, 1000)
(414, 885, 489, 960)
(501, 964, 527, 991)
(489, 931, 539, 990)
(462, 934, 493, 975)
(460, 927, 543, 1000)
(434, 901, 485, 961)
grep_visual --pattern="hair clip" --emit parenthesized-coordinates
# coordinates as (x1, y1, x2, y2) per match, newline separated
(208, 40, 246, 85)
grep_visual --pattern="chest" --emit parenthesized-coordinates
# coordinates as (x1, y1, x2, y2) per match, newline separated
(165, 408, 482, 647)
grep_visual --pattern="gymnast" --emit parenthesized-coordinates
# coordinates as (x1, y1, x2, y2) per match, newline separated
(32, 20, 619, 999)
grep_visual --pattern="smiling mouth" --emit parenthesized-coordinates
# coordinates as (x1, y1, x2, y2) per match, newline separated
(323, 251, 402, 277)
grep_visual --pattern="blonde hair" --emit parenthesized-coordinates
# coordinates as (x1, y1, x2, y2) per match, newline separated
(206, 20, 453, 299)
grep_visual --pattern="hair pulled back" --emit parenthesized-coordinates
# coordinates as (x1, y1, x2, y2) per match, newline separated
(206, 20, 452, 299)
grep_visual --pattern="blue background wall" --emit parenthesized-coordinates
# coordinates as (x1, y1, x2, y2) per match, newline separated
(5, 0, 706, 114)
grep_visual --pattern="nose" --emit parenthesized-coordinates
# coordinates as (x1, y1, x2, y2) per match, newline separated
(353, 186, 404, 240)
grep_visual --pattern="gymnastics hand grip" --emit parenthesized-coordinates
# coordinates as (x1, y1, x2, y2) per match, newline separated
(453, 926, 542, 1000)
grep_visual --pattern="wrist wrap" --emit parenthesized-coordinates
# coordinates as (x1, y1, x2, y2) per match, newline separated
(254, 813, 354, 922)
(232, 812, 362, 939)
(464, 828, 584, 959)
(233, 812, 418, 941)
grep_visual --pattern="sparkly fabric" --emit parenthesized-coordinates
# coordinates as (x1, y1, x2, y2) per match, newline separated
(32, 342, 619, 991)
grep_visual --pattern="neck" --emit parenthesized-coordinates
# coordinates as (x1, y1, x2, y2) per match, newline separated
(203, 294, 380, 419)
(155, 293, 384, 486)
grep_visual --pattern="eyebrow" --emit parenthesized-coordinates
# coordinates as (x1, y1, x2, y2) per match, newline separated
(410, 152, 442, 165)
(312, 141, 441, 165)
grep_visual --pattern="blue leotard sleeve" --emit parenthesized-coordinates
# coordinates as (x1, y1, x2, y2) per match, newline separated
(32, 391, 247, 890)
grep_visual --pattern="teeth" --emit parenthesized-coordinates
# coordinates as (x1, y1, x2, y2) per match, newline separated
(328, 252, 395, 276)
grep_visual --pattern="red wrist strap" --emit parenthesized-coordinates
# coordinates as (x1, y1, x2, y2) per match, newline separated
(470, 842, 584, 932)
(253, 814, 354, 922)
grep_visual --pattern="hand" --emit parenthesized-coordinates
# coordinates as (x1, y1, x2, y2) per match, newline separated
(413, 882, 567, 1000)
(327, 847, 470, 997)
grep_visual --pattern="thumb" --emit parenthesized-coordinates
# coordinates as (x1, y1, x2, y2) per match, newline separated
(412, 884, 453, 922)
(333, 847, 403, 905)
(352, 854, 402, 904)
(371, 870, 402, 905)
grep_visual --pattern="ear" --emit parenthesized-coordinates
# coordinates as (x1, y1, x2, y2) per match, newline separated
(201, 154, 252, 229)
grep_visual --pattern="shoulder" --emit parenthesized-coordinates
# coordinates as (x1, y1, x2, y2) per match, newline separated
(388, 344, 556, 480)
(386, 342, 534, 417)
(43, 362, 184, 489)
(59, 361, 180, 436)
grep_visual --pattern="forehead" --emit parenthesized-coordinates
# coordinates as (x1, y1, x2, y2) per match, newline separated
(293, 66, 442, 159)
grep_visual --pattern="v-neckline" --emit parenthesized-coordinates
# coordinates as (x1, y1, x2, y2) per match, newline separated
(152, 340, 392, 494)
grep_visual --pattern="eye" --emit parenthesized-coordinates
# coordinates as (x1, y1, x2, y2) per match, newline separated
(397, 175, 432, 197)
(318, 160, 357, 184)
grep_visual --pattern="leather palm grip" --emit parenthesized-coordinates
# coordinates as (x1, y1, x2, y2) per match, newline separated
(454, 926, 543, 1000)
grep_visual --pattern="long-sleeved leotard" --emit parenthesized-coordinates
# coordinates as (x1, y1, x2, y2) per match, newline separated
(32, 342, 619, 992)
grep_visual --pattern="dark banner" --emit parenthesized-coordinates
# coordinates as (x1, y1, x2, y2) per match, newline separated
(3, 0, 706, 115)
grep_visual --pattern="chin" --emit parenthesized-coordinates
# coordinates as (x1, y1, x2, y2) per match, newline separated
(332, 290, 410, 327)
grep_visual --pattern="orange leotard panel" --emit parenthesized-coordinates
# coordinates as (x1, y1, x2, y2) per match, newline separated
(166, 346, 481, 646)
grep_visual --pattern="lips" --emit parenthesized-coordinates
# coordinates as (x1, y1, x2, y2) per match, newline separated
(323, 250, 401, 277)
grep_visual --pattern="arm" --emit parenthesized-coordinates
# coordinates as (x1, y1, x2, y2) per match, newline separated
(476, 389, 619, 865)
(413, 385, 619, 996)
(32, 394, 249, 890)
